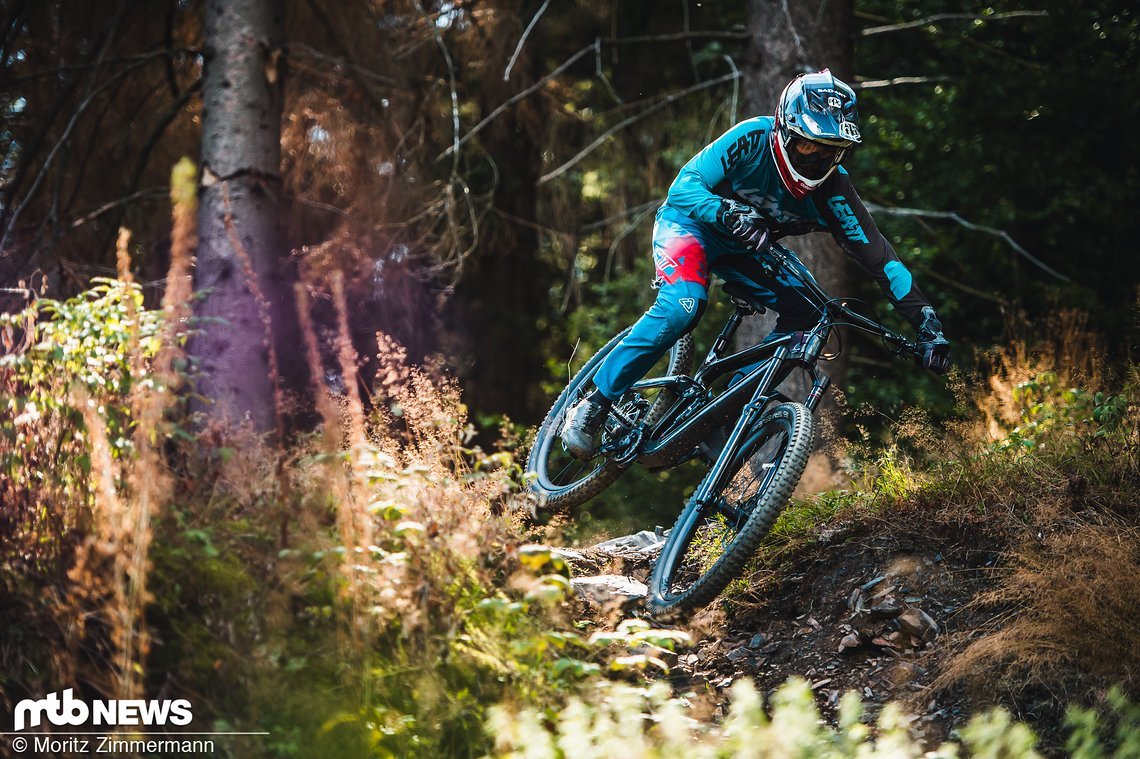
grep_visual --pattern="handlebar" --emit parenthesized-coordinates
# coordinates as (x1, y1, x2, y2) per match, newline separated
(837, 304, 918, 352)
(750, 240, 922, 362)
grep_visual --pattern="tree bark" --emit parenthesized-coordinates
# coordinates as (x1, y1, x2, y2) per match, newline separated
(191, 0, 288, 431)
(739, 0, 855, 407)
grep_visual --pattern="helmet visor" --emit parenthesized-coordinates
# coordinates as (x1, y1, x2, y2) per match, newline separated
(787, 135, 846, 180)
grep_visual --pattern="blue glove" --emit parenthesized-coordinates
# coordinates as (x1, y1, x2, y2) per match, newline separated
(915, 306, 951, 374)
(717, 199, 768, 248)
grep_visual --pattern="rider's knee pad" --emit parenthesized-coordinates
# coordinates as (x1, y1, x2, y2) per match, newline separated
(652, 280, 708, 341)
(659, 294, 707, 339)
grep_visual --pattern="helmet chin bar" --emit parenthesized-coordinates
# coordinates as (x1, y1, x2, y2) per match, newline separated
(771, 128, 838, 199)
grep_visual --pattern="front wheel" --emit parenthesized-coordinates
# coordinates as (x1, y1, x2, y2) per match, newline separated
(527, 331, 693, 512)
(646, 402, 815, 619)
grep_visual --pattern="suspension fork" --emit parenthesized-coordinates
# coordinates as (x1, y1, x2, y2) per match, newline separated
(804, 367, 831, 412)
(798, 321, 833, 412)
(689, 344, 790, 509)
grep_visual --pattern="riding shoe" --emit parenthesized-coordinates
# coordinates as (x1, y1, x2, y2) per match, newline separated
(560, 394, 610, 460)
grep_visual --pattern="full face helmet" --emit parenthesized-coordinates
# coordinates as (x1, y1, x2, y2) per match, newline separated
(772, 69, 862, 199)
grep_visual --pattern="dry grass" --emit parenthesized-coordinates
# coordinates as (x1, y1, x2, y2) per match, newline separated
(923, 420, 1140, 712)
(290, 261, 523, 657)
(971, 309, 1106, 444)
(935, 525, 1140, 703)
(905, 320, 1140, 716)
(1, 146, 1134, 753)
(63, 162, 200, 700)
(727, 311, 1140, 728)
(2, 172, 529, 751)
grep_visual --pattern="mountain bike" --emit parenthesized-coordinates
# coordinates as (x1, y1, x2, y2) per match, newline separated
(527, 240, 923, 619)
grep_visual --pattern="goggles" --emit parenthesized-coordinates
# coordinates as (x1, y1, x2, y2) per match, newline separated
(786, 135, 847, 180)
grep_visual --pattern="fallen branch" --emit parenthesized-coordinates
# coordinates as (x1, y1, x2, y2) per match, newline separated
(913, 263, 1006, 305)
(493, 207, 574, 246)
(1, 56, 160, 253)
(288, 43, 395, 84)
(443, 33, 748, 162)
(438, 44, 594, 160)
(722, 54, 740, 123)
(604, 30, 749, 45)
(1, 49, 199, 87)
(69, 188, 169, 228)
(413, 0, 461, 174)
(853, 76, 948, 90)
(604, 204, 656, 283)
(780, 0, 807, 61)
(864, 202, 1071, 283)
(957, 34, 1044, 71)
(594, 37, 623, 105)
(580, 199, 662, 232)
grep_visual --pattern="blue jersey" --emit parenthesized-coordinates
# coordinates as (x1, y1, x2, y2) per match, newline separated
(659, 116, 933, 327)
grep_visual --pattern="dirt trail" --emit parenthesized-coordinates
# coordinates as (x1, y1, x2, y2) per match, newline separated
(566, 519, 1003, 748)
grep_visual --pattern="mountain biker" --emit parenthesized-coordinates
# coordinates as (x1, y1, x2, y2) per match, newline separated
(561, 69, 951, 460)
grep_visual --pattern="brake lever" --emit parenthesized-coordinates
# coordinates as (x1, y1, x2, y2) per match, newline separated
(753, 235, 789, 278)
(882, 331, 920, 359)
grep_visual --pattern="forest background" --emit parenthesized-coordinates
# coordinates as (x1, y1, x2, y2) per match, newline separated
(1, 0, 1138, 756)
(3, 0, 1136, 434)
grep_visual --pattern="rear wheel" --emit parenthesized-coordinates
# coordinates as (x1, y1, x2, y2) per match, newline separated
(527, 331, 693, 512)
(647, 402, 815, 618)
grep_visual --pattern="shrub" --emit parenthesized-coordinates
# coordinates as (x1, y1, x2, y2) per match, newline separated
(488, 676, 1049, 758)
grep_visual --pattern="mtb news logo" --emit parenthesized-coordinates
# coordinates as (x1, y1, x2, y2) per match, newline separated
(12, 689, 193, 731)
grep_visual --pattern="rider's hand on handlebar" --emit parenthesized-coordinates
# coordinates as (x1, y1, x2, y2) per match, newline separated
(717, 199, 768, 249)
(915, 306, 951, 374)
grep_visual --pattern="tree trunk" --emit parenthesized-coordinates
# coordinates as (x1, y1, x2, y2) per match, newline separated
(737, 0, 856, 489)
(191, 0, 288, 432)
(739, 0, 855, 410)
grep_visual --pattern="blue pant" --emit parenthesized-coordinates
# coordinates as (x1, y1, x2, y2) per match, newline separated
(592, 206, 820, 400)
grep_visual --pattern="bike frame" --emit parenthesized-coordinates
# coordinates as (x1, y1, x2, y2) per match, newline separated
(606, 242, 918, 514)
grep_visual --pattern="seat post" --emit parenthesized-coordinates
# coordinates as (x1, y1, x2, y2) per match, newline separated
(710, 308, 746, 359)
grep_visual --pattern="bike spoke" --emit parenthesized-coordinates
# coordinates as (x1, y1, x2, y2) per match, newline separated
(666, 510, 746, 593)
(530, 330, 695, 510)
(549, 453, 597, 485)
(653, 413, 803, 609)
(714, 500, 750, 529)
(551, 457, 579, 483)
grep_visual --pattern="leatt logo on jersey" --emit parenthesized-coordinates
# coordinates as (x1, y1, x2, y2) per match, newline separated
(719, 130, 765, 173)
(827, 196, 869, 244)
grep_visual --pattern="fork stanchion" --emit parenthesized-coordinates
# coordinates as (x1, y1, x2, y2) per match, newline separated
(805, 372, 831, 412)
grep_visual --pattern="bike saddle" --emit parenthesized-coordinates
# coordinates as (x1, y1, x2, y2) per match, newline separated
(721, 281, 767, 314)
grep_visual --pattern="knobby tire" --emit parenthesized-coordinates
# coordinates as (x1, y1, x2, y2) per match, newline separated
(527, 330, 693, 512)
(647, 402, 816, 619)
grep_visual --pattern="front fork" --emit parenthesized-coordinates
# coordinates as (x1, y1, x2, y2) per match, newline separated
(804, 368, 830, 411)
(691, 340, 831, 513)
